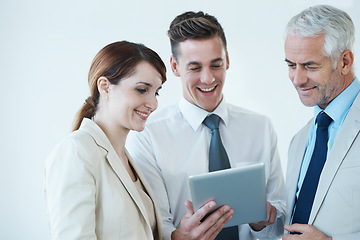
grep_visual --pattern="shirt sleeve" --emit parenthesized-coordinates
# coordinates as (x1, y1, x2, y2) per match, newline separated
(44, 136, 98, 240)
(251, 120, 286, 240)
(126, 129, 176, 240)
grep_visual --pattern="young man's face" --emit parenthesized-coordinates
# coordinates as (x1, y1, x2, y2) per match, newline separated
(170, 36, 229, 112)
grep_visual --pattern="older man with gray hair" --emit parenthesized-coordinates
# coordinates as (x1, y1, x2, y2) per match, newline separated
(283, 5, 360, 239)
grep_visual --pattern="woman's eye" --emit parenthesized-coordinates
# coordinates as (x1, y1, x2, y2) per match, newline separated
(155, 92, 160, 96)
(136, 88, 147, 94)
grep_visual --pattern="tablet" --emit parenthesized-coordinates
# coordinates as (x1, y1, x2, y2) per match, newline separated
(188, 163, 267, 228)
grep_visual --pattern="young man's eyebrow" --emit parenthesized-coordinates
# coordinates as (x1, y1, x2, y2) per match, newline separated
(211, 58, 223, 64)
(187, 61, 200, 66)
(186, 58, 224, 68)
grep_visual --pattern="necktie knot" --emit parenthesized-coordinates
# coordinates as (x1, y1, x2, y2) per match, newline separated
(316, 112, 333, 128)
(203, 114, 221, 131)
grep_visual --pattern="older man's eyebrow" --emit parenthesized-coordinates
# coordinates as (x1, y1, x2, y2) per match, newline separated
(285, 59, 320, 66)
(285, 59, 294, 64)
(301, 61, 321, 66)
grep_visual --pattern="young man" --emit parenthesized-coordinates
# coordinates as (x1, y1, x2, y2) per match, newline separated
(127, 11, 286, 240)
(283, 5, 360, 239)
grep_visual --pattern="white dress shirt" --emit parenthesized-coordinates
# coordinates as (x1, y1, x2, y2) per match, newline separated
(126, 97, 286, 240)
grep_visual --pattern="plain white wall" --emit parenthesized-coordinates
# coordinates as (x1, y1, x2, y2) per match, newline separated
(1, 0, 359, 238)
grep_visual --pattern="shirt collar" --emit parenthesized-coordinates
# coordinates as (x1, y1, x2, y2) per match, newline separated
(179, 96, 229, 131)
(314, 77, 360, 125)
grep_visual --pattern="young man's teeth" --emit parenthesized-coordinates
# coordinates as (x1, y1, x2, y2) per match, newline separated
(136, 111, 148, 117)
(200, 86, 215, 92)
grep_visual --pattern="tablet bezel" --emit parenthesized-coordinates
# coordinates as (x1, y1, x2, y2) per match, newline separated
(188, 163, 267, 228)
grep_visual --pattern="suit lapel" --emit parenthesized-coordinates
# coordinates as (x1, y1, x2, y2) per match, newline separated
(286, 121, 312, 222)
(309, 95, 360, 224)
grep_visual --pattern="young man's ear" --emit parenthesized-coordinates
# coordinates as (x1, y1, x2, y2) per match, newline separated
(340, 50, 354, 75)
(226, 51, 230, 70)
(170, 55, 180, 77)
(97, 76, 110, 100)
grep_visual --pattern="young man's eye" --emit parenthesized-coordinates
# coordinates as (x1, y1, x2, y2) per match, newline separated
(190, 67, 200, 71)
(211, 65, 221, 69)
(155, 92, 160, 97)
(136, 88, 147, 94)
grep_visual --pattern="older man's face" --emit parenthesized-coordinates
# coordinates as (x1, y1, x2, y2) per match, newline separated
(285, 34, 345, 109)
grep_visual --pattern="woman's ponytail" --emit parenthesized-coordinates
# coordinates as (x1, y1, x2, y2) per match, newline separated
(72, 96, 97, 131)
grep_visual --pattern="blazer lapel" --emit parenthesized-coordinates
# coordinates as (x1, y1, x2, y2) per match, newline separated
(106, 149, 153, 230)
(309, 95, 360, 224)
(129, 152, 163, 239)
(79, 119, 153, 236)
(286, 121, 312, 222)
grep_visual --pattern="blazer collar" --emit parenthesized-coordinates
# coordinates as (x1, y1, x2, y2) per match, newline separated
(79, 118, 110, 151)
(309, 93, 360, 224)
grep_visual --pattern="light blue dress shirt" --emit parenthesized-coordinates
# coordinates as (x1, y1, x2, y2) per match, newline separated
(295, 77, 360, 201)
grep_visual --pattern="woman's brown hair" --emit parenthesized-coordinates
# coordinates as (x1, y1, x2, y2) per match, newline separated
(72, 41, 166, 131)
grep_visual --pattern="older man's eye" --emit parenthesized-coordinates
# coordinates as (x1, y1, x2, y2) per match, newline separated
(287, 63, 295, 69)
(305, 66, 319, 70)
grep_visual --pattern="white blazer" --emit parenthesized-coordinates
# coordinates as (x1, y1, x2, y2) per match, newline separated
(286, 93, 360, 239)
(44, 118, 162, 240)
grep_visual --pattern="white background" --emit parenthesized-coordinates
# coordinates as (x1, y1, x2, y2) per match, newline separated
(1, 0, 359, 239)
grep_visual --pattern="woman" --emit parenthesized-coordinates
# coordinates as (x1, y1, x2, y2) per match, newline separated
(44, 41, 166, 240)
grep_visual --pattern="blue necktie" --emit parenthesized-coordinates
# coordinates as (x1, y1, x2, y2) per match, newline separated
(292, 112, 333, 225)
(203, 114, 239, 239)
